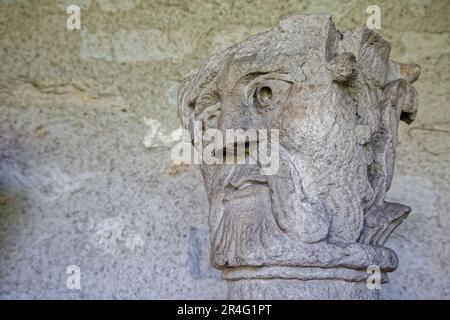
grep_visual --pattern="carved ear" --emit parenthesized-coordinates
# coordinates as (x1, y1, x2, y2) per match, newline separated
(384, 78, 419, 124)
(326, 52, 357, 83)
(383, 60, 421, 124)
(386, 60, 421, 83)
(177, 69, 198, 131)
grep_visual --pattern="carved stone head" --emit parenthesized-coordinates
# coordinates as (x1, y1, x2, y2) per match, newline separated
(178, 15, 420, 284)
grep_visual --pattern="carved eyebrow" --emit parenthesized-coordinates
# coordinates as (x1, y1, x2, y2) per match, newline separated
(189, 76, 221, 116)
(190, 73, 265, 117)
(244, 72, 296, 98)
(194, 90, 221, 117)
(192, 72, 295, 117)
(237, 71, 270, 83)
(245, 72, 296, 87)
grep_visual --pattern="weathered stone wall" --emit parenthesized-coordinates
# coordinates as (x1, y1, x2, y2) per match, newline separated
(0, 0, 448, 299)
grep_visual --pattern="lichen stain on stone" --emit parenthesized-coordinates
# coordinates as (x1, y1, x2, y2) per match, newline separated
(166, 162, 189, 177)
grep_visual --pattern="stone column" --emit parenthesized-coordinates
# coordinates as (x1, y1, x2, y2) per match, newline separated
(177, 14, 420, 300)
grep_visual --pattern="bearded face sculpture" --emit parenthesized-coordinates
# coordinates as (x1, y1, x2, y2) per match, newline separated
(177, 15, 420, 299)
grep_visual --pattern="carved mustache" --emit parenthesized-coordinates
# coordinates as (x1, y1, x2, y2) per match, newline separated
(224, 165, 267, 189)
(211, 146, 332, 244)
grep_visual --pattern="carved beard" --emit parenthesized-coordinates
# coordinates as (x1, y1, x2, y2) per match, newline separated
(207, 146, 332, 268)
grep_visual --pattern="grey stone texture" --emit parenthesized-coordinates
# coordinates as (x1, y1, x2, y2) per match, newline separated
(178, 13, 420, 299)
(0, 0, 449, 299)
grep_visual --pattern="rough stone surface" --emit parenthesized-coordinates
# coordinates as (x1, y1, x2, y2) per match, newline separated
(228, 279, 379, 300)
(0, 0, 449, 299)
(178, 14, 420, 299)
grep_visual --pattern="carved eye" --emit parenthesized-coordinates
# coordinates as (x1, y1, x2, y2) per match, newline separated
(206, 113, 218, 127)
(197, 100, 221, 132)
(250, 79, 291, 110)
(195, 91, 221, 131)
(256, 86, 273, 105)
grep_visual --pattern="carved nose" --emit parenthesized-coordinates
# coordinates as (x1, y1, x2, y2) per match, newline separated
(219, 140, 258, 165)
(218, 110, 256, 148)
(217, 102, 252, 134)
(215, 99, 260, 164)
